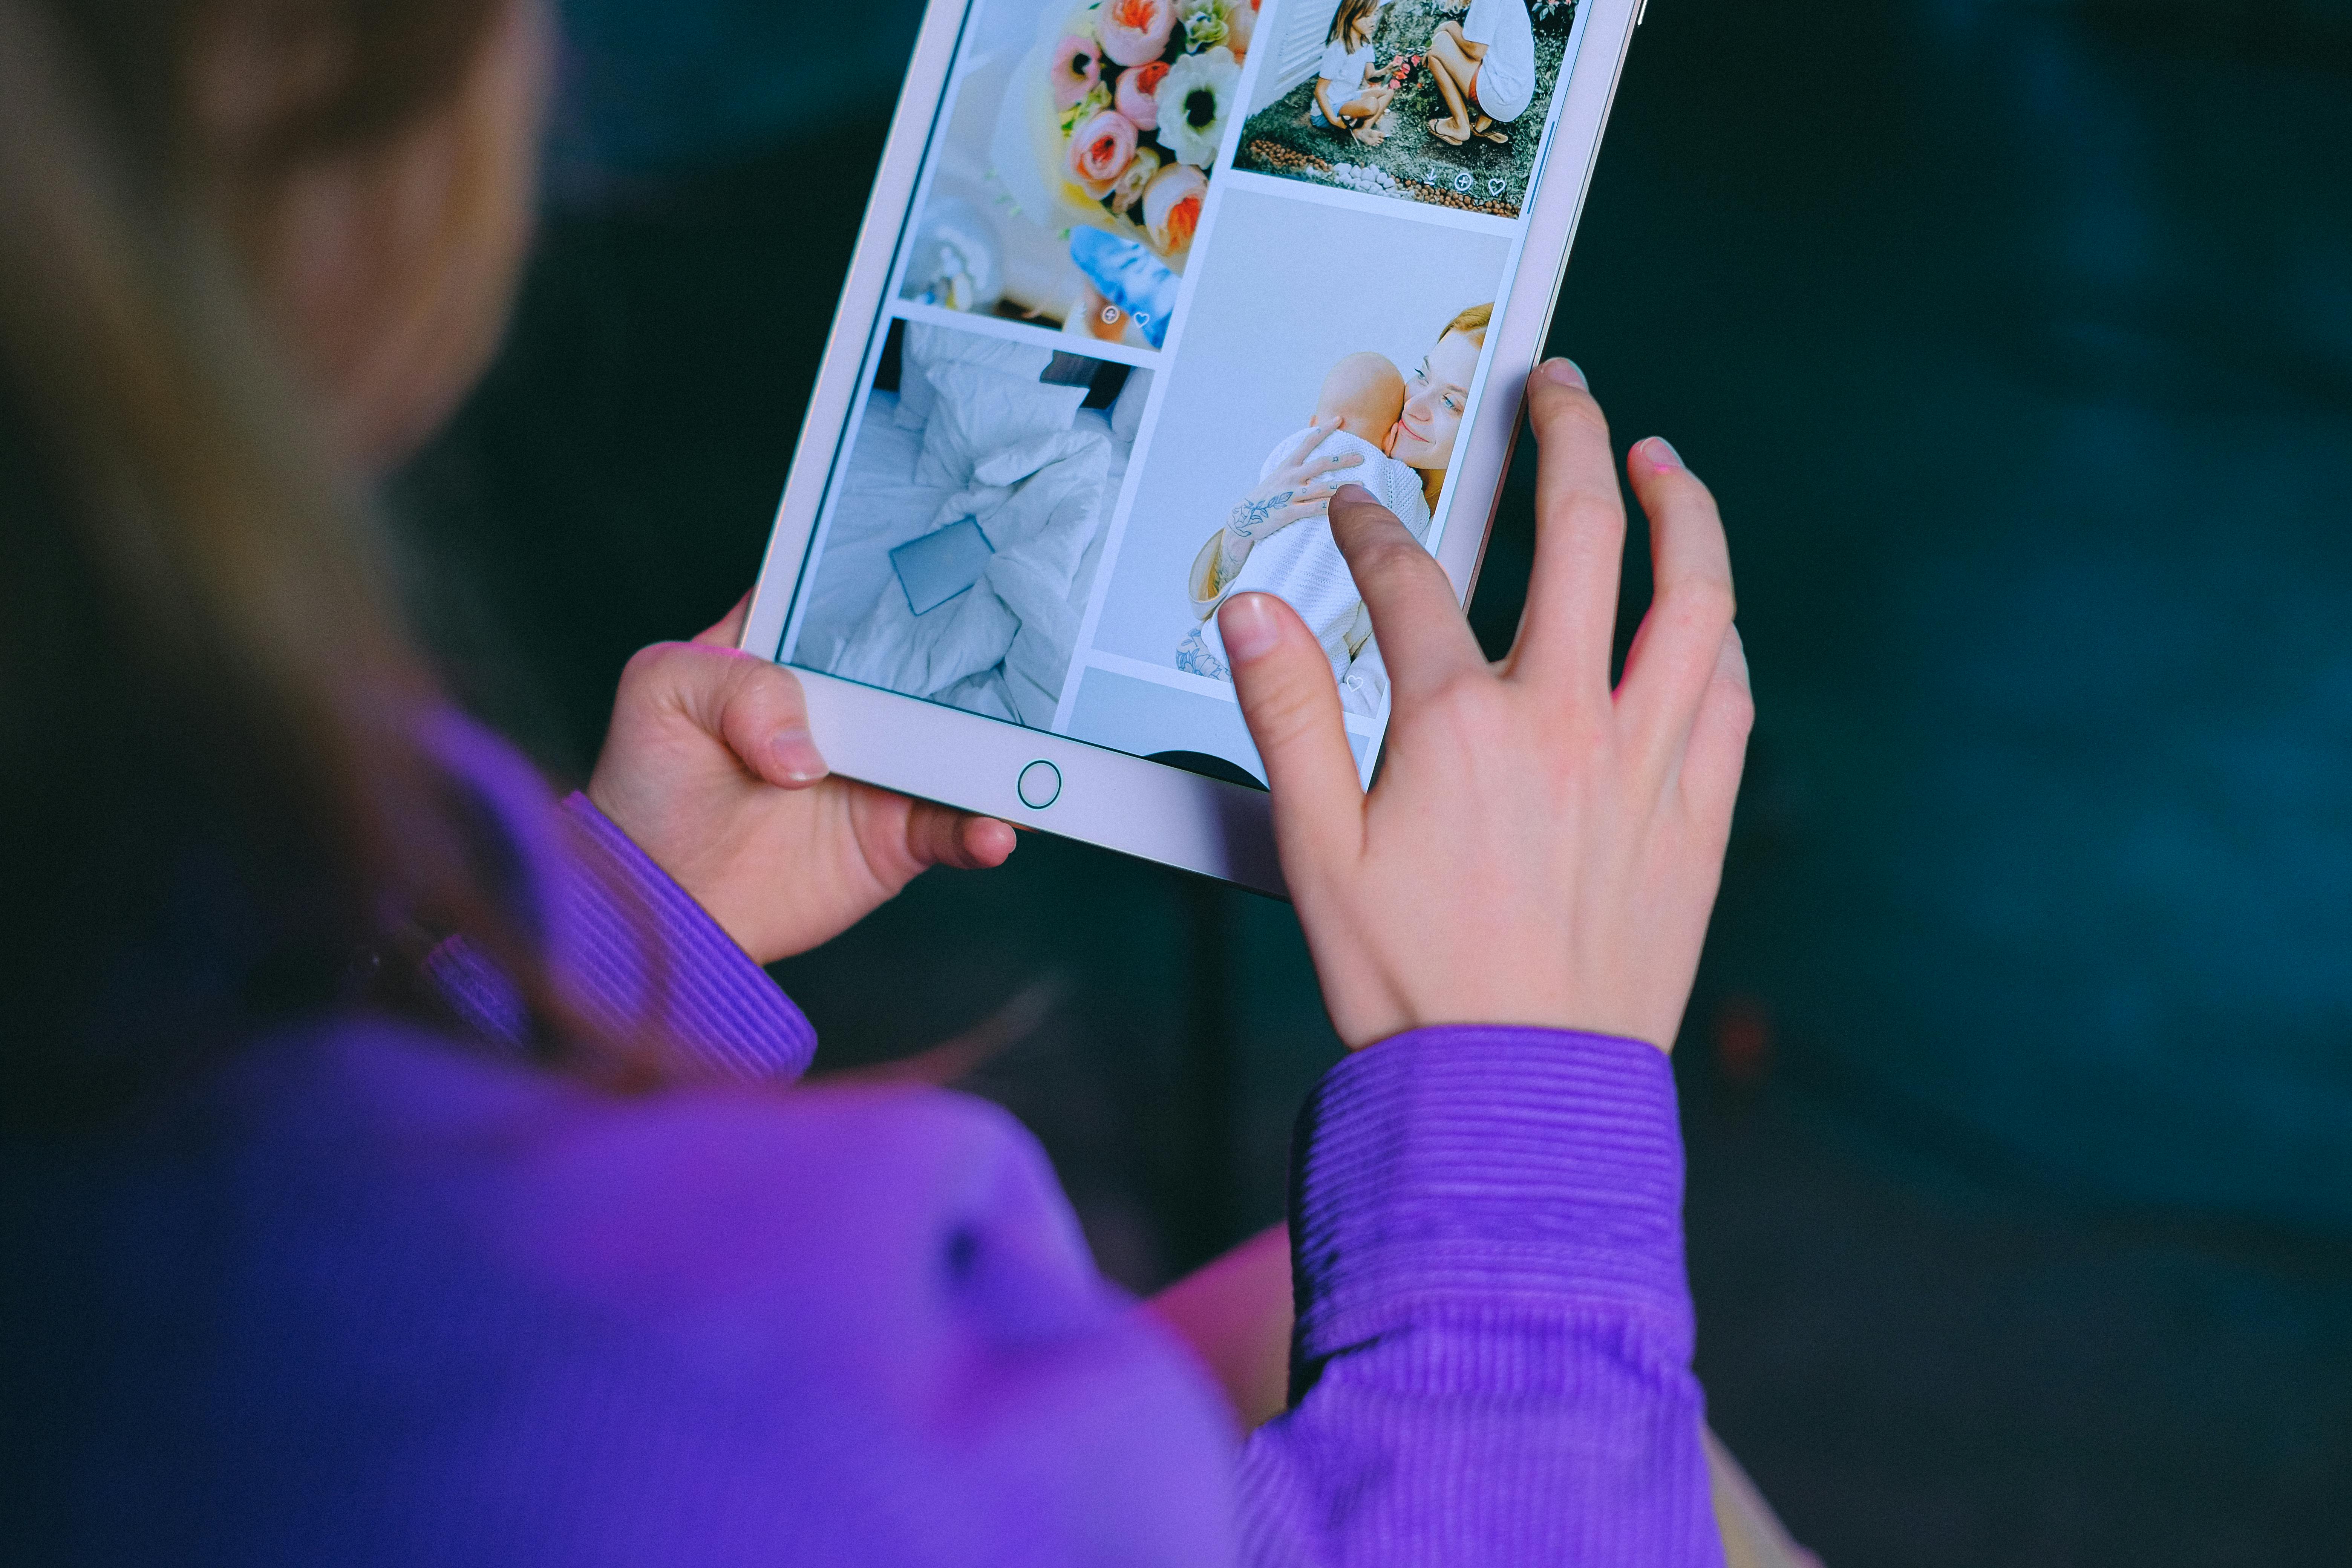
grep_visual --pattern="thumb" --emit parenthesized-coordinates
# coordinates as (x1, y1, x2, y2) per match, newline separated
(622, 641, 828, 789)
(710, 655, 828, 788)
(1220, 593, 1361, 873)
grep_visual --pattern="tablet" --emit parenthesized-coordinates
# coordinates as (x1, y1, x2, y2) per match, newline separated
(742, 0, 1645, 897)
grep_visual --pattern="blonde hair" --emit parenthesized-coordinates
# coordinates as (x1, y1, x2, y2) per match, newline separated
(0, 0, 658, 1121)
(1442, 302, 1493, 346)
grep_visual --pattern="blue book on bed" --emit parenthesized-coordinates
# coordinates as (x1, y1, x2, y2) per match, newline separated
(890, 517, 995, 616)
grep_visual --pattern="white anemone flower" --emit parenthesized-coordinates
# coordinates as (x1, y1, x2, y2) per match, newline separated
(1153, 46, 1239, 168)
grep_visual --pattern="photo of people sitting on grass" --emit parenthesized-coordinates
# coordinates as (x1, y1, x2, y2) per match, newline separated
(1230, 0, 1576, 218)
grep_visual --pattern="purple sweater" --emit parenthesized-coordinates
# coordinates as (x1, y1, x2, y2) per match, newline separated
(2, 719, 1720, 1565)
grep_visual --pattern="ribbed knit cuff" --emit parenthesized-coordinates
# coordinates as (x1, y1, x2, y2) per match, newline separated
(410, 710, 816, 1085)
(1289, 1026, 1693, 1374)
(549, 793, 816, 1085)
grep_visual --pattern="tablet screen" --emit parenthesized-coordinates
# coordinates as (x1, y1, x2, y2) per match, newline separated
(774, 0, 1592, 787)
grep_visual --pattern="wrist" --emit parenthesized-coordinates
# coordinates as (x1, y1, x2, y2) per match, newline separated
(1331, 986, 1678, 1057)
(581, 769, 648, 862)
(579, 766, 789, 963)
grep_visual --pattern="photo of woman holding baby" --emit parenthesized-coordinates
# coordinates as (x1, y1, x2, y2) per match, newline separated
(1174, 303, 1488, 714)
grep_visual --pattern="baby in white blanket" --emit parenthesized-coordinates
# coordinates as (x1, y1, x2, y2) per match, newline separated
(1179, 353, 1434, 709)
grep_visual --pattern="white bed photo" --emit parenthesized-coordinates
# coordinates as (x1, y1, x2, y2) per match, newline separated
(790, 319, 1149, 729)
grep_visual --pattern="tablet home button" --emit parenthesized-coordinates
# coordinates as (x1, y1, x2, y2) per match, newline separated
(1017, 760, 1061, 810)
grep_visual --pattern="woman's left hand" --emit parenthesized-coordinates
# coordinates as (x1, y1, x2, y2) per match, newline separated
(1228, 419, 1364, 541)
(587, 596, 1016, 965)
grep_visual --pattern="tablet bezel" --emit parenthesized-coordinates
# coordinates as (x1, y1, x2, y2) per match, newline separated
(740, 0, 1645, 898)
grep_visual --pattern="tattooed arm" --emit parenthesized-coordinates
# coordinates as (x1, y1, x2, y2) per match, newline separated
(1187, 420, 1366, 610)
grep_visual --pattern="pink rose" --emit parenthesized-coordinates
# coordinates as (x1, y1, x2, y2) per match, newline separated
(1114, 63, 1169, 130)
(1047, 33, 1102, 111)
(1142, 161, 1207, 257)
(1225, 0, 1256, 62)
(1108, 144, 1161, 213)
(1066, 110, 1140, 199)
(1099, 0, 1175, 68)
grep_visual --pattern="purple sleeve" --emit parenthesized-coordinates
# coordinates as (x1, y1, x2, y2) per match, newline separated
(1238, 1026, 1723, 1566)
(423, 792, 815, 1087)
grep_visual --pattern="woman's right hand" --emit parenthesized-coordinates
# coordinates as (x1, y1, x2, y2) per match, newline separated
(1225, 418, 1364, 542)
(1217, 361, 1751, 1052)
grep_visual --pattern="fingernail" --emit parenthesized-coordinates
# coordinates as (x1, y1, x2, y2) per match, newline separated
(1218, 593, 1283, 663)
(1641, 436, 1684, 472)
(1542, 357, 1587, 389)
(772, 726, 828, 782)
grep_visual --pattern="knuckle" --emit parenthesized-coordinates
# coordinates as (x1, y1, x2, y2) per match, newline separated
(1544, 488, 1626, 545)
(1714, 675, 1757, 731)
(1532, 384, 1609, 442)
(1249, 679, 1330, 749)
(1423, 670, 1508, 742)
(1668, 576, 1738, 633)
(1347, 531, 1430, 586)
(1554, 487, 1619, 527)
(740, 658, 805, 711)
(1432, 668, 1498, 716)
(1650, 481, 1727, 544)
(619, 639, 688, 687)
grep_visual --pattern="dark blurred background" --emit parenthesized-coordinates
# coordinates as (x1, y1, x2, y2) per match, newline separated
(392, 0, 2352, 1559)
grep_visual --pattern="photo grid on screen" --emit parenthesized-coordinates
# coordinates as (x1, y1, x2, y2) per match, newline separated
(780, 0, 1585, 786)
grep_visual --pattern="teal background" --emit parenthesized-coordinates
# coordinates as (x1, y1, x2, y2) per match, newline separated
(395, 0, 2352, 1556)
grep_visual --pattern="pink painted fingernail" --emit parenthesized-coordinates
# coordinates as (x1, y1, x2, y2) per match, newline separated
(773, 726, 827, 782)
(1641, 436, 1684, 472)
(1219, 593, 1283, 663)
(1542, 357, 1588, 389)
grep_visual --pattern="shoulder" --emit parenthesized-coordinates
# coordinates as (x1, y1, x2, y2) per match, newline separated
(220, 1019, 1089, 1329)
(21, 1020, 1238, 1565)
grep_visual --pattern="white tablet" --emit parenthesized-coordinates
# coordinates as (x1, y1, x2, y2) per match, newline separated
(742, 0, 1645, 897)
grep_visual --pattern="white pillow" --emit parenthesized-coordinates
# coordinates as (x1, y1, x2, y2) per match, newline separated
(916, 363, 1086, 489)
(894, 323, 1055, 429)
(973, 427, 1092, 488)
(1109, 368, 1152, 444)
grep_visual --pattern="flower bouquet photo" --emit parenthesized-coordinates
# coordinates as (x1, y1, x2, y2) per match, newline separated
(984, 0, 1257, 345)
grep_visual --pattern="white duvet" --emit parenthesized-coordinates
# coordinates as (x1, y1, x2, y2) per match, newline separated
(830, 424, 1112, 727)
